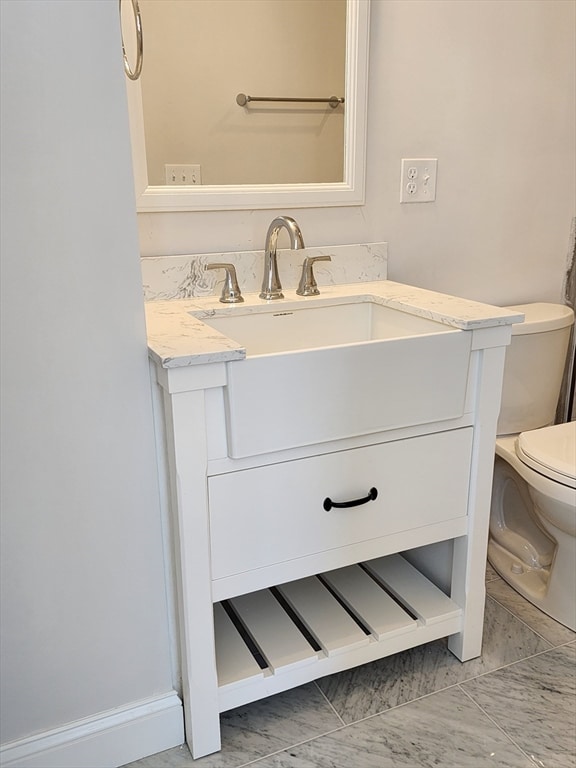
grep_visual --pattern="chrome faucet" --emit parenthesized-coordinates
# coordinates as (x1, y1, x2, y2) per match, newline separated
(260, 216, 305, 300)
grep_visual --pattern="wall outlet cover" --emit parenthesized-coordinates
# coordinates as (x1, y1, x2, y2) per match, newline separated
(400, 159, 437, 203)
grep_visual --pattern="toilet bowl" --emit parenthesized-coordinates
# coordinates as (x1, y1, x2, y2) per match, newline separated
(487, 302, 575, 630)
(488, 422, 576, 630)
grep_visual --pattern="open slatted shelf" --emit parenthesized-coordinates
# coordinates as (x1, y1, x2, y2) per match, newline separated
(214, 554, 462, 712)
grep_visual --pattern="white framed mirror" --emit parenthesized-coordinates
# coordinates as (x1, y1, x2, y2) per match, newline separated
(125, 0, 370, 212)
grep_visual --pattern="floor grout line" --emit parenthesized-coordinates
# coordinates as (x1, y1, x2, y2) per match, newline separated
(458, 684, 545, 767)
(310, 620, 563, 732)
(235, 680, 494, 766)
(236, 639, 576, 768)
(484, 595, 553, 649)
(239, 680, 487, 765)
(234, 721, 352, 768)
(231, 685, 355, 767)
(244, 639, 571, 760)
(327, 681, 464, 725)
(486, 591, 575, 647)
(313, 680, 347, 727)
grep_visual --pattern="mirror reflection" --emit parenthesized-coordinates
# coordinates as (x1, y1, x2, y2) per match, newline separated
(139, 0, 347, 187)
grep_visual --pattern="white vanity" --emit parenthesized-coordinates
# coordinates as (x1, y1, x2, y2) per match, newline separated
(145, 280, 522, 759)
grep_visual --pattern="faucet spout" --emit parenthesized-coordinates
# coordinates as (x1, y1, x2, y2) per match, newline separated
(260, 216, 305, 300)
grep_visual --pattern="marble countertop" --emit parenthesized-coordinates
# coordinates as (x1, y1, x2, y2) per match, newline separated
(145, 280, 524, 369)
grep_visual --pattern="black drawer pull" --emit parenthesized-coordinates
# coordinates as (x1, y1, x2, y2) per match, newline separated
(323, 487, 378, 511)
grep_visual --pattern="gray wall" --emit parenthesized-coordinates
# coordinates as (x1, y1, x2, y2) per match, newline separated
(0, 0, 173, 745)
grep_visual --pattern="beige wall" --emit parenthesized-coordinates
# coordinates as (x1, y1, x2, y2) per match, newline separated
(138, 0, 576, 309)
(140, 0, 346, 185)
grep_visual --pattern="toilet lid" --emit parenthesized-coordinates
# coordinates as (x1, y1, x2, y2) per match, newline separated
(516, 422, 576, 487)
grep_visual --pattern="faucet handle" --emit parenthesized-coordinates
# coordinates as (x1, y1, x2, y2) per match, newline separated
(296, 255, 332, 296)
(206, 263, 244, 303)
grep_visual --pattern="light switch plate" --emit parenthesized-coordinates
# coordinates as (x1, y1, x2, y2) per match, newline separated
(165, 164, 202, 185)
(400, 159, 437, 203)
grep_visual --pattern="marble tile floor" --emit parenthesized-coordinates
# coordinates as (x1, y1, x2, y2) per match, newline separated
(124, 566, 575, 768)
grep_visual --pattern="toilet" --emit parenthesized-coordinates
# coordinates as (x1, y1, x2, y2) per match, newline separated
(488, 302, 576, 630)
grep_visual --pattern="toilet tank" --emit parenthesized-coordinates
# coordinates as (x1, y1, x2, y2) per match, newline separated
(497, 303, 574, 435)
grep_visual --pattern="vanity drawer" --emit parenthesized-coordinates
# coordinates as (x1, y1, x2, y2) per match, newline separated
(209, 428, 473, 581)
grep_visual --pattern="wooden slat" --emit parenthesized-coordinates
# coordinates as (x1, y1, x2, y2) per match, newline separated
(230, 590, 318, 673)
(363, 554, 461, 625)
(213, 603, 263, 688)
(277, 577, 369, 656)
(321, 564, 417, 640)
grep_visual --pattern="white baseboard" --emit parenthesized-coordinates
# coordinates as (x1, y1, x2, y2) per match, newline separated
(0, 692, 184, 768)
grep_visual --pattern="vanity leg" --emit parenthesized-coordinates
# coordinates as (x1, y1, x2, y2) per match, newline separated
(448, 345, 507, 661)
(163, 389, 221, 758)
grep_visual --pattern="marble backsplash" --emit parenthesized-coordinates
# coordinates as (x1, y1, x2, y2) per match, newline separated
(141, 243, 387, 301)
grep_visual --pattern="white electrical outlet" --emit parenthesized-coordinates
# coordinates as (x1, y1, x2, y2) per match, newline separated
(400, 159, 437, 203)
(165, 164, 202, 185)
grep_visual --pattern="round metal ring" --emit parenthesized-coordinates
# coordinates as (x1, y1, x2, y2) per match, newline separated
(120, 0, 143, 81)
